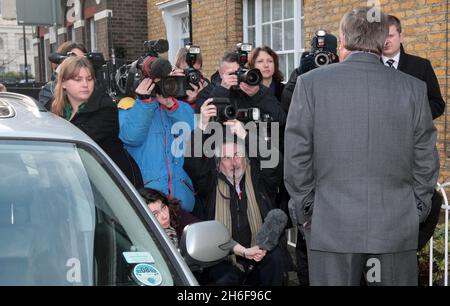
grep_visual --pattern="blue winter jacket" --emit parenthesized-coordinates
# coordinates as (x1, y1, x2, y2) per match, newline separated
(119, 98, 196, 212)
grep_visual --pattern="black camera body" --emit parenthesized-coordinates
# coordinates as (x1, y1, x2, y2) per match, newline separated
(184, 45, 203, 89)
(153, 75, 187, 98)
(234, 43, 262, 86)
(310, 30, 338, 67)
(211, 97, 260, 123)
(116, 39, 187, 98)
(48, 52, 106, 69)
(143, 39, 169, 57)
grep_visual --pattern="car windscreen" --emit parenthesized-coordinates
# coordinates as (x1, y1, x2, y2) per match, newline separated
(0, 140, 184, 286)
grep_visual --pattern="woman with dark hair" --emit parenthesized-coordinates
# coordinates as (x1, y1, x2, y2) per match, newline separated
(248, 46, 284, 101)
(51, 56, 143, 188)
(139, 188, 197, 247)
(139, 187, 267, 285)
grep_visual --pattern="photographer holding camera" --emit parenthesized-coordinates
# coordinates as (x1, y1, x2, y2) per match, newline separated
(118, 67, 196, 213)
(39, 41, 88, 110)
(281, 30, 339, 113)
(183, 98, 290, 285)
(195, 46, 286, 128)
(174, 45, 208, 109)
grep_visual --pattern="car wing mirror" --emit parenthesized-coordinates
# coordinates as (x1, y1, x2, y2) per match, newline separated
(179, 221, 234, 270)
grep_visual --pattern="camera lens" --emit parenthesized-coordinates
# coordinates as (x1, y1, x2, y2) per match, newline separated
(188, 70, 201, 85)
(314, 52, 330, 67)
(224, 105, 237, 120)
(162, 77, 178, 96)
(243, 68, 262, 86)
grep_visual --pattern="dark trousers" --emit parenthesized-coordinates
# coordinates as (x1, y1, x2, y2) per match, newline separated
(308, 250, 418, 286)
(296, 228, 310, 286)
(241, 246, 288, 286)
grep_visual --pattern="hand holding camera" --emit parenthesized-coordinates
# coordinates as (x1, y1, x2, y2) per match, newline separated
(135, 78, 156, 98)
(186, 81, 205, 104)
(223, 119, 247, 140)
(199, 98, 217, 130)
(221, 68, 239, 90)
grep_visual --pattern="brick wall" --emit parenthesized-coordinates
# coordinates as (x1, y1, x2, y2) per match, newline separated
(109, 0, 148, 61)
(147, 0, 243, 78)
(304, 0, 449, 182)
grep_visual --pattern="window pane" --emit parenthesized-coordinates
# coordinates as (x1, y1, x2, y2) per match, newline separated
(287, 52, 294, 78)
(248, 27, 255, 47)
(284, 0, 294, 19)
(273, 0, 282, 21)
(262, 0, 270, 22)
(284, 20, 294, 50)
(278, 54, 286, 80)
(247, 0, 255, 26)
(272, 22, 282, 51)
(262, 24, 271, 46)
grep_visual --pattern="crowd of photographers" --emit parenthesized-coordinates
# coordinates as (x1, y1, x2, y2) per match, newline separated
(37, 10, 444, 285)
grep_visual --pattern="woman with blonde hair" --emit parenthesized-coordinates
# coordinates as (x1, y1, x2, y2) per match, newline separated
(52, 56, 143, 188)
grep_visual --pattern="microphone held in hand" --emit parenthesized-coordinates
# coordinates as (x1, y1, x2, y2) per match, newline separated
(256, 209, 288, 251)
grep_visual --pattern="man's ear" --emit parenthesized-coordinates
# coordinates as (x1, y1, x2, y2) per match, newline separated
(399, 32, 404, 43)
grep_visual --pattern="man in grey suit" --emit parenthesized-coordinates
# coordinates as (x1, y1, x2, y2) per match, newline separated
(284, 7, 440, 286)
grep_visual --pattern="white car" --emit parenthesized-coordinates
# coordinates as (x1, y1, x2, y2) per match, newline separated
(0, 92, 230, 286)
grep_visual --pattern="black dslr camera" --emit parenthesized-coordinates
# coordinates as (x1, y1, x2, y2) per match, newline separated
(116, 39, 187, 98)
(184, 45, 203, 89)
(234, 43, 262, 86)
(211, 97, 260, 123)
(310, 30, 338, 67)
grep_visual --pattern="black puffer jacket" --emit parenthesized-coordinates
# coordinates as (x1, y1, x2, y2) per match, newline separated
(195, 72, 287, 127)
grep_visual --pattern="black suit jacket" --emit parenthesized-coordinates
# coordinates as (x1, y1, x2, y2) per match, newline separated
(397, 45, 445, 119)
(393, 46, 445, 250)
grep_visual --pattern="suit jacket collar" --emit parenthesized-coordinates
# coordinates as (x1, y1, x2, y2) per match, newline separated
(397, 44, 406, 71)
(343, 51, 382, 65)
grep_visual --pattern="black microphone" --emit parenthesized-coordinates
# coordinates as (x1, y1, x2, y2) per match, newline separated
(256, 208, 288, 251)
(48, 52, 67, 65)
(147, 58, 172, 79)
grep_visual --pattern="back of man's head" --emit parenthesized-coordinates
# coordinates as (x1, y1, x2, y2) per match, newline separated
(340, 6, 389, 55)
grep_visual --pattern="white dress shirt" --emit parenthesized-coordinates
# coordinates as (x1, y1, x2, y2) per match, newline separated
(381, 52, 401, 69)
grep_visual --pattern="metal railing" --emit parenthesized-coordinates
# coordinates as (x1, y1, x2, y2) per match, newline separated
(429, 182, 450, 286)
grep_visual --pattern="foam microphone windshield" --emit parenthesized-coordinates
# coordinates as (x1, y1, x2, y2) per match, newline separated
(146, 58, 172, 79)
(255, 209, 288, 251)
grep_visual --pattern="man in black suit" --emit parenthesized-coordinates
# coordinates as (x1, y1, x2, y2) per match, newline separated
(382, 15, 445, 119)
(383, 15, 444, 251)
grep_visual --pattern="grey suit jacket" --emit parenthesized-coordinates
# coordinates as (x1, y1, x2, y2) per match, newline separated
(284, 52, 439, 253)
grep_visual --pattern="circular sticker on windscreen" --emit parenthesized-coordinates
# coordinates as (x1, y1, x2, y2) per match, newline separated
(132, 263, 162, 286)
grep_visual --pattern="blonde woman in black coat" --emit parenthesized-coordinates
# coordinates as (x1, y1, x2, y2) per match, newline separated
(51, 56, 143, 188)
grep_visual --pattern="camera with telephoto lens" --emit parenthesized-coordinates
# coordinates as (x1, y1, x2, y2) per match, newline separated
(310, 30, 338, 67)
(48, 51, 106, 70)
(211, 97, 260, 123)
(184, 45, 203, 90)
(115, 39, 187, 98)
(234, 43, 262, 86)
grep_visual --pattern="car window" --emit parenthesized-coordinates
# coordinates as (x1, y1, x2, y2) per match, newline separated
(0, 140, 184, 286)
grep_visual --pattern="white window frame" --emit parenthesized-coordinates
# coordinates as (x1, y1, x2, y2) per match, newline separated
(157, 0, 189, 64)
(243, 0, 304, 79)
(89, 18, 97, 52)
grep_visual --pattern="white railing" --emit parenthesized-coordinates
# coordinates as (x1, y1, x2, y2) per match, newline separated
(429, 182, 450, 286)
